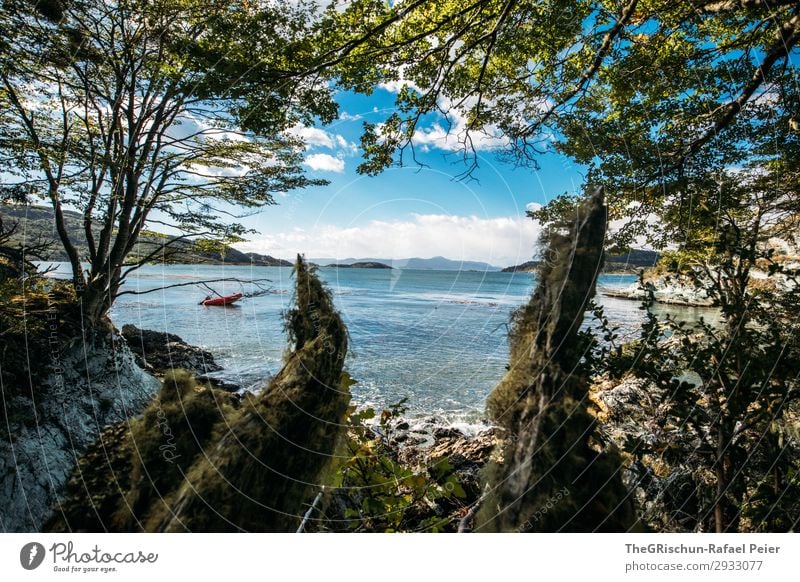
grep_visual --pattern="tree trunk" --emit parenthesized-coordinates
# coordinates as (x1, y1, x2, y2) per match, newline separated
(79, 270, 120, 328)
(478, 187, 641, 532)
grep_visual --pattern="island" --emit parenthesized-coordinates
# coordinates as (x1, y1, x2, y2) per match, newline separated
(323, 261, 393, 269)
(503, 249, 659, 274)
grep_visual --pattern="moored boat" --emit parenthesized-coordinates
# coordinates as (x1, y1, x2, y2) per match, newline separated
(201, 293, 243, 306)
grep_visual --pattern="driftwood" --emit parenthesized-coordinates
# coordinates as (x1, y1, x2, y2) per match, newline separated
(477, 187, 641, 532)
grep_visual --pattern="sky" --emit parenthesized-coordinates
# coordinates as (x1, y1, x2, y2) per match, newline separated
(233, 85, 588, 267)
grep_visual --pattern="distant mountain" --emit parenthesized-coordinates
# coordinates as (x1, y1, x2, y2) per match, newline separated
(402, 256, 500, 271)
(312, 256, 501, 271)
(502, 249, 660, 273)
(323, 262, 392, 269)
(243, 252, 292, 267)
(0, 204, 289, 266)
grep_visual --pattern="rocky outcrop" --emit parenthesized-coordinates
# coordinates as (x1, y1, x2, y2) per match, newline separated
(120, 324, 223, 376)
(477, 187, 640, 532)
(48, 256, 352, 532)
(602, 274, 714, 306)
(0, 332, 160, 532)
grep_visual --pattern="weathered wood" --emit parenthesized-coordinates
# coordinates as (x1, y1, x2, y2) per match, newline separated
(478, 186, 641, 532)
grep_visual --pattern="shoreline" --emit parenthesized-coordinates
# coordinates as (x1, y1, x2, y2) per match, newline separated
(122, 323, 496, 439)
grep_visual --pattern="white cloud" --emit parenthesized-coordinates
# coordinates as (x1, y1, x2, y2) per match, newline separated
(304, 153, 345, 173)
(289, 123, 358, 156)
(378, 79, 422, 94)
(375, 81, 509, 153)
(289, 124, 337, 149)
(339, 111, 363, 121)
(410, 115, 508, 153)
(235, 213, 541, 266)
(526, 202, 542, 213)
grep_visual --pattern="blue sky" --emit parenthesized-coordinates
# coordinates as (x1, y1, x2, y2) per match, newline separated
(235, 85, 588, 267)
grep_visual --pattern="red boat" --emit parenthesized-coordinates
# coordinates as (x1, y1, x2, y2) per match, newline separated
(201, 293, 243, 306)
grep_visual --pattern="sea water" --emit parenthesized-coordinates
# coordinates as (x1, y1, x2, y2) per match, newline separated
(41, 263, 716, 422)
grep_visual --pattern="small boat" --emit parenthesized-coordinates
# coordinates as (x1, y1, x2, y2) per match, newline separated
(201, 293, 243, 306)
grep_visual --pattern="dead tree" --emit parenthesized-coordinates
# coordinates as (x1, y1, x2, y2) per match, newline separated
(477, 187, 641, 532)
(48, 256, 351, 532)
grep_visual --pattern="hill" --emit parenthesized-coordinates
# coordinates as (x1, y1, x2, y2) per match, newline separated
(0, 204, 290, 266)
(503, 249, 660, 273)
(323, 262, 392, 269)
(311, 256, 501, 271)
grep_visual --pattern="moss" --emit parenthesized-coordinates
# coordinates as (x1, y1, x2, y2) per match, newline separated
(0, 276, 82, 395)
(150, 256, 351, 532)
(478, 187, 641, 532)
(48, 256, 352, 532)
(46, 422, 135, 532)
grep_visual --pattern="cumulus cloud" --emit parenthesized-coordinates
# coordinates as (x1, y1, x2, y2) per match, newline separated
(290, 124, 337, 149)
(304, 153, 345, 173)
(411, 118, 508, 152)
(377, 78, 508, 153)
(235, 213, 541, 265)
(288, 123, 358, 154)
(378, 79, 423, 94)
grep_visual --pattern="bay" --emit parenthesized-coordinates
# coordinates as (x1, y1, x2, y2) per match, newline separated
(41, 262, 716, 424)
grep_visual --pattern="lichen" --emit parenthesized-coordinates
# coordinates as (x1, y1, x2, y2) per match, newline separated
(48, 256, 352, 532)
(478, 187, 642, 532)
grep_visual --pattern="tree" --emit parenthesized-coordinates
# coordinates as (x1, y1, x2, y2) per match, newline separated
(317, 0, 798, 191)
(315, 0, 800, 532)
(0, 0, 336, 325)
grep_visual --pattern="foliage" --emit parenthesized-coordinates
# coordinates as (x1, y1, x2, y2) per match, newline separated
(0, 0, 336, 323)
(319, 0, 800, 274)
(322, 396, 469, 532)
(320, 1, 798, 177)
(602, 270, 800, 531)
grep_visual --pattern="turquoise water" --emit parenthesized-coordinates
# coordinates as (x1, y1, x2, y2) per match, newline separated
(41, 263, 709, 421)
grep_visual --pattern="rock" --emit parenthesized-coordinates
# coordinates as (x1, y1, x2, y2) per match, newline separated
(120, 324, 223, 376)
(433, 426, 465, 440)
(424, 429, 499, 470)
(0, 331, 160, 532)
(602, 275, 714, 306)
(390, 433, 409, 445)
(195, 374, 241, 392)
(397, 427, 498, 469)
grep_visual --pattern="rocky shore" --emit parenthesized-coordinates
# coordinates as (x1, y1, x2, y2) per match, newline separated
(120, 324, 240, 391)
(600, 274, 714, 306)
(0, 331, 159, 532)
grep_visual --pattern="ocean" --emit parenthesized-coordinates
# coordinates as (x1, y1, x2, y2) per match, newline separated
(41, 263, 715, 423)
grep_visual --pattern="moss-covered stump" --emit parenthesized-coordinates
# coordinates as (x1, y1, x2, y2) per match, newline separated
(48, 256, 352, 532)
(477, 187, 641, 532)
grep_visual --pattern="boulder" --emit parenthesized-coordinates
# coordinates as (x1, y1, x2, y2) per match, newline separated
(120, 324, 223, 376)
(0, 332, 159, 532)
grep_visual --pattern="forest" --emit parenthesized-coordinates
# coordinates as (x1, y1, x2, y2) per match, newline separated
(0, 0, 798, 533)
